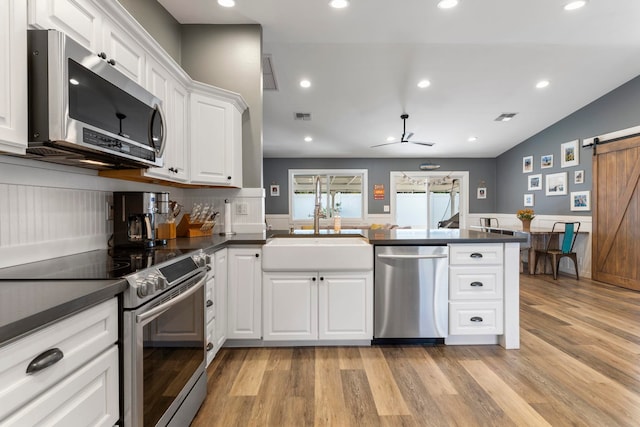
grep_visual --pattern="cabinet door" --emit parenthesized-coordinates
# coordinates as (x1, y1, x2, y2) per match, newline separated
(143, 58, 173, 180)
(227, 248, 261, 339)
(263, 273, 317, 341)
(166, 82, 189, 182)
(101, 19, 145, 85)
(189, 93, 241, 186)
(318, 272, 373, 340)
(214, 248, 228, 350)
(0, 0, 27, 154)
(28, 0, 102, 51)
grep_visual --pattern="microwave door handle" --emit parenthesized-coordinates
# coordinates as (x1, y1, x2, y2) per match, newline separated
(136, 273, 206, 324)
(152, 103, 167, 158)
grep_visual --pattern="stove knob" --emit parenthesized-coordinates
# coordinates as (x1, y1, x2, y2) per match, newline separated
(156, 276, 168, 291)
(136, 280, 149, 298)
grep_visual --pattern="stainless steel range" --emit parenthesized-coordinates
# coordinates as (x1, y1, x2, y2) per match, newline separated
(122, 250, 211, 427)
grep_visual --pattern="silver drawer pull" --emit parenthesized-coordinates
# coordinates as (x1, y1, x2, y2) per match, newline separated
(26, 348, 64, 374)
(470, 253, 483, 259)
(470, 282, 484, 287)
(470, 316, 484, 323)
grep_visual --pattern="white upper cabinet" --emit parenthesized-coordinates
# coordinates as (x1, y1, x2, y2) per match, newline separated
(28, 0, 102, 51)
(189, 91, 243, 187)
(0, 0, 27, 154)
(101, 19, 146, 85)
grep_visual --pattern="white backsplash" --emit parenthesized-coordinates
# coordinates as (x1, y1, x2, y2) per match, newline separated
(0, 157, 265, 268)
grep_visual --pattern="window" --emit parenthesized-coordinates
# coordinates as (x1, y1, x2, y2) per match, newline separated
(390, 171, 468, 229)
(289, 169, 367, 222)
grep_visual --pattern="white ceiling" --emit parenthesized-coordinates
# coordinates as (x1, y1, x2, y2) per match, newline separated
(158, 0, 640, 158)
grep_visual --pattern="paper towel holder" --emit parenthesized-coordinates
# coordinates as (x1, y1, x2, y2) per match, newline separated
(220, 199, 236, 236)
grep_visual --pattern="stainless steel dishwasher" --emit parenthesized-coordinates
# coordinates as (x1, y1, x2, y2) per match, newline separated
(374, 245, 449, 343)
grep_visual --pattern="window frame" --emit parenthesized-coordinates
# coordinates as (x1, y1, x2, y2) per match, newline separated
(288, 169, 368, 225)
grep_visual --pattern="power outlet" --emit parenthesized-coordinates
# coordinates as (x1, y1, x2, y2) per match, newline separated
(383, 205, 390, 213)
(106, 202, 114, 221)
(236, 202, 249, 215)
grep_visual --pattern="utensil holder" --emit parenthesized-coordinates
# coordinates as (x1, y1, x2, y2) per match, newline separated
(156, 222, 177, 240)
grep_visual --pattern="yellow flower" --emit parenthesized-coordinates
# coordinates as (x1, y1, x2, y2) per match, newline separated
(516, 209, 535, 220)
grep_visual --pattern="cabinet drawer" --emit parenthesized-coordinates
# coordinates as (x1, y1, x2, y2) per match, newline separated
(0, 298, 117, 419)
(206, 319, 216, 367)
(1, 346, 119, 426)
(449, 266, 503, 300)
(449, 302, 503, 335)
(449, 244, 503, 265)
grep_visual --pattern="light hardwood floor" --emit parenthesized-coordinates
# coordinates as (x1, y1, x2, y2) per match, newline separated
(192, 273, 640, 426)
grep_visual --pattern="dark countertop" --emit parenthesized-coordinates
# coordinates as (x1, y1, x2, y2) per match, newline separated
(0, 228, 524, 346)
(0, 279, 126, 346)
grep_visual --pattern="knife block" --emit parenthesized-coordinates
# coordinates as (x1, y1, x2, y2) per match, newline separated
(176, 214, 213, 237)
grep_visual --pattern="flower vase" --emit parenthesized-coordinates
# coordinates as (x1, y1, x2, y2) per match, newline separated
(520, 219, 531, 232)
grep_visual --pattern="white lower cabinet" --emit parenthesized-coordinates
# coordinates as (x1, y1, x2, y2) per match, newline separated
(448, 244, 504, 336)
(205, 248, 228, 367)
(227, 247, 262, 339)
(263, 271, 373, 341)
(0, 298, 119, 425)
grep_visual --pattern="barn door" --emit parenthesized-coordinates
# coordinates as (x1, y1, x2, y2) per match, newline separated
(592, 134, 640, 290)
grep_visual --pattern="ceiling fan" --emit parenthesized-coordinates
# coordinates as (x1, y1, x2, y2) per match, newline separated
(371, 114, 435, 148)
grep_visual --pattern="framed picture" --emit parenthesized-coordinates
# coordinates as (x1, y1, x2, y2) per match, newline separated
(477, 187, 487, 199)
(523, 155, 533, 173)
(528, 174, 542, 191)
(541, 154, 553, 169)
(574, 170, 584, 184)
(546, 172, 568, 196)
(269, 184, 280, 197)
(570, 190, 590, 211)
(524, 193, 534, 207)
(561, 140, 580, 168)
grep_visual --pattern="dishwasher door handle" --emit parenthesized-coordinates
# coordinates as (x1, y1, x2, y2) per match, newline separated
(377, 254, 449, 260)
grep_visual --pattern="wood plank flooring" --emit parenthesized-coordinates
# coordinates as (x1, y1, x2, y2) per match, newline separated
(192, 273, 640, 426)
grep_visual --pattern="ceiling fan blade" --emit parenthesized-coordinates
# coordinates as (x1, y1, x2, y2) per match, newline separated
(370, 141, 401, 148)
(402, 132, 414, 142)
(409, 141, 435, 147)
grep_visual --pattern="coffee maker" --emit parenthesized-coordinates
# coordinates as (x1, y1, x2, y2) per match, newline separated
(113, 191, 169, 248)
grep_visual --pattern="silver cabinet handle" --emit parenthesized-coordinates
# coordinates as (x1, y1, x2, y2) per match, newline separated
(470, 282, 484, 287)
(470, 253, 483, 259)
(26, 348, 64, 374)
(470, 316, 484, 322)
(377, 254, 448, 259)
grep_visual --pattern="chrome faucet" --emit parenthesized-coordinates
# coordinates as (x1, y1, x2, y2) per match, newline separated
(313, 175, 324, 234)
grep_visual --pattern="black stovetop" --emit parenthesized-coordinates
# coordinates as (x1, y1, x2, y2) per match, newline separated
(0, 248, 188, 280)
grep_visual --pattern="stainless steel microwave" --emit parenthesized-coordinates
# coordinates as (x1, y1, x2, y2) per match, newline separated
(26, 30, 165, 169)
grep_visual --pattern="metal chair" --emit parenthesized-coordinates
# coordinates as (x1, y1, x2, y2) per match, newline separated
(479, 217, 499, 228)
(534, 222, 581, 279)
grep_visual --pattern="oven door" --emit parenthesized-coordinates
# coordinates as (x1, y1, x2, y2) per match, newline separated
(124, 271, 206, 427)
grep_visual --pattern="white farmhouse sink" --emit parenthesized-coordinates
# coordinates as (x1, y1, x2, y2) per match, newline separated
(262, 236, 373, 271)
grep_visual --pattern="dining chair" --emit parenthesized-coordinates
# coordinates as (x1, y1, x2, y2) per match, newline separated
(479, 217, 499, 228)
(534, 221, 581, 279)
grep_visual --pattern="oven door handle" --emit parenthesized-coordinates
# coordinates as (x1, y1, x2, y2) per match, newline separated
(136, 273, 206, 324)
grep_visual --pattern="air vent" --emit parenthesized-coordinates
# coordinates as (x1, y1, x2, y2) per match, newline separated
(495, 113, 518, 122)
(294, 113, 312, 121)
(262, 55, 278, 91)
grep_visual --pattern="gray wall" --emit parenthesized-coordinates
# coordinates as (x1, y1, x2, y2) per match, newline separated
(264, 158, 497, 215)
(496, 74, 640, 215)
(181, 25, 263, 189)
(117, 0, 182, 63)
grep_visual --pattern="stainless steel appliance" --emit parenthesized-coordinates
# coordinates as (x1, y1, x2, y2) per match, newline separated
(374, 246, 449, 343)
(114, 191, 169, 249)
(26, 30, 165, 169)
(123, 250, 211, 427)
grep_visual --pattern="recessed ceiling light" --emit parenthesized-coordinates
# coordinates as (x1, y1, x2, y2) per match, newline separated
(564, 1, 587, 11)
(417, 79, 431, 89)
(304, 136, 313, 142)
(495, 113, 518, 122)
(217, 0, 235, 7)
(299, 79, 311, 88)
(386, 136, 395, 142)
(468, 136, 478, 142)
(437, 0, 459, 9)
(536, 80, 550, 89)
(69, 78, 80, 86)
(329, 0, 349, 9)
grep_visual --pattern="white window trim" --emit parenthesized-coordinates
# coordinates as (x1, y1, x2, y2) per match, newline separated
(288, 169, 368, 224)
(390, 171, 469, 229)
